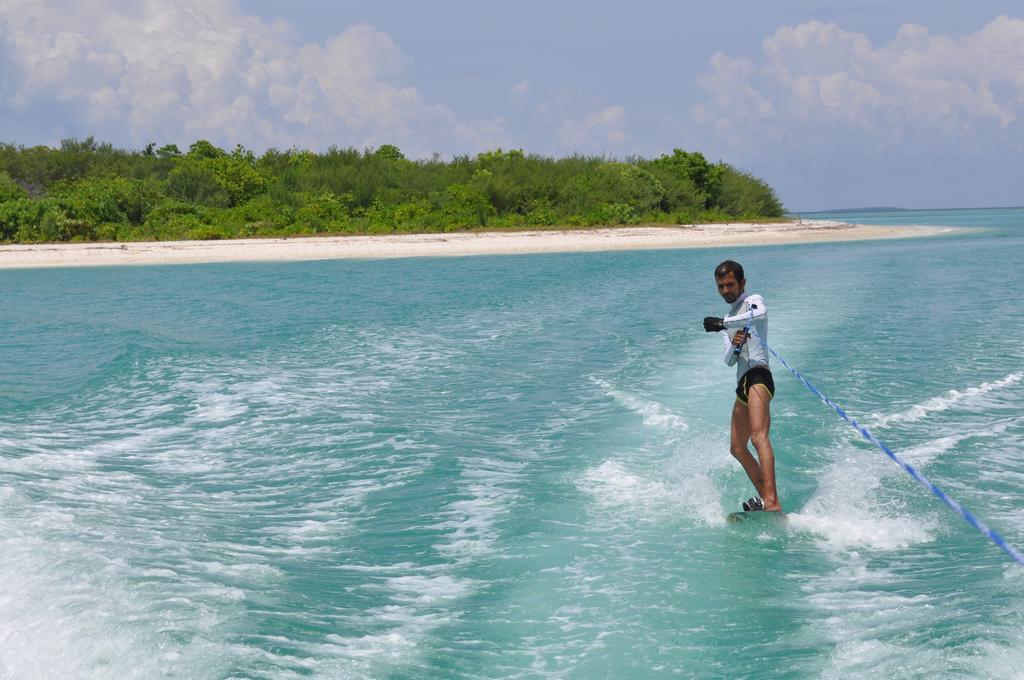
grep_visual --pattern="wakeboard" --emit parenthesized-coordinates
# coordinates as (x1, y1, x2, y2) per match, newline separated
(727, 510, 786, 523)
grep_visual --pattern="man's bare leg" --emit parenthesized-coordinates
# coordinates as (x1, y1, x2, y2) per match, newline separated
(729, 399, 765, 498)
(746, 385, 781, 511)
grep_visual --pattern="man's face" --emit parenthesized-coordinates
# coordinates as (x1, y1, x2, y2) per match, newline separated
(716, 272, 745, 304)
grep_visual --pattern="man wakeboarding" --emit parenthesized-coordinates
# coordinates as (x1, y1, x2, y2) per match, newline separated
(703, 260, 782, 513)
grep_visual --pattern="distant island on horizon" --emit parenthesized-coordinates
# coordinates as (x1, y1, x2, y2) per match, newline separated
(793, 207, 909, 215)
(793, 206, 1024, 215)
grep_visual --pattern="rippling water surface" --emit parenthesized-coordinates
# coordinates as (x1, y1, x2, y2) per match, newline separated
(2, 209, 1023, 678)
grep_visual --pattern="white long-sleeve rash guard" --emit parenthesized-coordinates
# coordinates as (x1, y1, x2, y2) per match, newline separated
(720, 291, 768, 380)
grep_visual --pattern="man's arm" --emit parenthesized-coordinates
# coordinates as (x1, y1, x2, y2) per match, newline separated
(721, 295, 767, 329)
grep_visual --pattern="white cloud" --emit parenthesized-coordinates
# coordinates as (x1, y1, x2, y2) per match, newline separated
(511, 80, 531, 97)
(0, 0, 508, 155)
(556, 104, 628, 151)
(693, 16, 1024, 157)
(519, 87, 630, 154)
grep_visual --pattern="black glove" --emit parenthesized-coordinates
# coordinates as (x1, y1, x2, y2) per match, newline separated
(703, 316, 725, 332)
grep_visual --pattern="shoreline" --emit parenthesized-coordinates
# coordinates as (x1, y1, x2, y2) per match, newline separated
(0, 221, 955, 269)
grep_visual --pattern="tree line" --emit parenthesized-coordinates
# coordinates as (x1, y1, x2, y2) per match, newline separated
(0, 137, 784, 243)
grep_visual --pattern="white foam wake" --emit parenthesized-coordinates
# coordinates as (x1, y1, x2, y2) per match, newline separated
(590, 377, 688, 433)
(788, 444, 936, 553)
(579, 447, 729, 529)
(897, 417, 1018, 469)
(870, 373, 1022, 428)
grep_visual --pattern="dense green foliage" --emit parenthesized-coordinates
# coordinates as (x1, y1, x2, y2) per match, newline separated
(0, 137, 784, 243)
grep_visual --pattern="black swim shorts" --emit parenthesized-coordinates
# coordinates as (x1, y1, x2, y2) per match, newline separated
(736, 366, 774, 404)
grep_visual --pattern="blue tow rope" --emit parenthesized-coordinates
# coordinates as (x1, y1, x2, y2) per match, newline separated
(746, 326, 1024, 566)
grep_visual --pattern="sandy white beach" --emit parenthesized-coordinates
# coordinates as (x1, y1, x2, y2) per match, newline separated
(0, 220, 951, 269)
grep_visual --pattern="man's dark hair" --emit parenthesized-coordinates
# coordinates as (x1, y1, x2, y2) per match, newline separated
(714, 260, 744, 281)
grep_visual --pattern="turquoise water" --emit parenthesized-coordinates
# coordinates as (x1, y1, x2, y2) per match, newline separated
(1, 209, 1023, 678)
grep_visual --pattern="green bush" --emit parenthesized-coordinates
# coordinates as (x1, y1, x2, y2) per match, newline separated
(167, 161, 230, 207)
(716, 165, 784, 218)
(595, 202, 636, 225)
(211, 155, 269, 206)
(525, 203, 558, 226)
(0, 139, 784, 242)
(373, 144, 406, 161)
(392, 198, 436, 232)
(0, 198, 58, 241)
(441, 182, 494, 228)
(649, 149, 722, 209)
(95, 222, 124, 241)
(49, 176, 161, 230)
(598, 163, 665, 213)
(187, 224, 232, 240)
(143, 199, 217, 240)
(8, 204, 89, 242)
(362, 198, 396, 234)
(149, 212, 208, 241)
(187, 140, 226, 159)
(0, 171, 28, 203)
(216, 195, 293, 237)
(294, 191, 350, 233)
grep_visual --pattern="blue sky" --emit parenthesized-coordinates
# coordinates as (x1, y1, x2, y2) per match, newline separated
(1, 0, 1022, 210)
